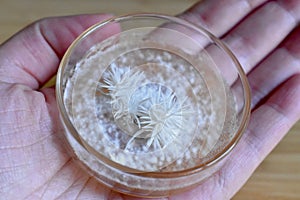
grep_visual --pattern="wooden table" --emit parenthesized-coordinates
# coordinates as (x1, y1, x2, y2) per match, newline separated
(1, 0, 299, 199)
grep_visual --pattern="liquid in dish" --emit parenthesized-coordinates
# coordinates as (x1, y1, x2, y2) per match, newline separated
(63, 28, 238, 172)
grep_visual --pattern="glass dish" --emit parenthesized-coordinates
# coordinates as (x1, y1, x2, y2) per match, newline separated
(56, 13, 251, 198)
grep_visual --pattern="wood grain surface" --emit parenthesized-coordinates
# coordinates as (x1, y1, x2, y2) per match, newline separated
(0, 0, 299, 199)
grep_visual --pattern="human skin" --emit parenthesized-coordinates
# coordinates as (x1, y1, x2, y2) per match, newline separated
(0, 0, 300, 199)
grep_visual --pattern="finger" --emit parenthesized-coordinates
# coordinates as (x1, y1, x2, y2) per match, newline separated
(231, 24, 300, 112)
(203, 0, 300, 90)
(178, 1, 300, 90)
(150, 0, 266, 55)
(247, 27, 300, 109)
(179, 0, 266, 36)
(0, 14, 119, 89)
(171, 74, 300, 200)
(173, 0, 266, 55)
(223, 0, 300, 75)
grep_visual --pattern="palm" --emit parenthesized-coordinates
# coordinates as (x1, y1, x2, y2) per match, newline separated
(0, 15, 117, 199)
(0, 84, 68, 199)
(1, 1, 300, 200)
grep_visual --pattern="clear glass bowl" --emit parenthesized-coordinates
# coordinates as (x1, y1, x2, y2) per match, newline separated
(56, 13, 251, 198)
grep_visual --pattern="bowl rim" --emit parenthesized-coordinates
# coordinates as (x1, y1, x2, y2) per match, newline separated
(56, 13, 251, 178)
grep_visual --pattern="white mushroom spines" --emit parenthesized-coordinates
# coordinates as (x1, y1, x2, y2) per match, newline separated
(98, 65, 145, 120)
(98, 66, 193, 152)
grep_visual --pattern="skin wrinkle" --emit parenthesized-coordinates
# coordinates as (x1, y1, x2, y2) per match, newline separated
(278, 0, 300, 24)
(72, 177, 92, 200)
(0, 163, 31, 174)
(0, 126, 43, 147)
(39, 158, 73, 200)
(250, 47, 300, 108)
(56, 167, 91, 200)
(0, 42, 39, 87)
(0, 165, 29, 187)
(0, 103, 48, 146)
(22, 156, 71, 200)
(0, 116, 35, 136)
(283, 45, 300, 66)
(0, 136, 66, 195)
(0, 65, 37, 88)
(23, 183, 47, 200)
(42, 17, 83, 56)
(245, 109, 287, 164)
(249, 81, 267, 109)
(55, 175, 90, 200)
(1, 152, 62, 177)
(73, 178, 113, 200)
(31, 20, 63, 86)
(220, 136, 261, 199)
(38, 19, 61, 63)
(266, 76, 300, 121)
(209, 169, 227, 199)
(204, 144, 251, 200)
(0, 133, 51, 150)
(0, 171, 24, 195)
(0, 145, 54, 195)
(246, 74, 299, 175)
(18, 32, 48, 87)
(0, 108, 33, 114)
(49, 162, 89, 200)
(264, 103, 291, 130)
(13, 25, 55, 89)
(0, 91, 67, 199)
(0, 158, 44, 190)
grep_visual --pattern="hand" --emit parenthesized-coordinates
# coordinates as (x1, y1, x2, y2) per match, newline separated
(0, 1, 299, 199)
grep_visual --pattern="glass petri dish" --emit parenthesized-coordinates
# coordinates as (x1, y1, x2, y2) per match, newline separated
(56, 13, 251, 198)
